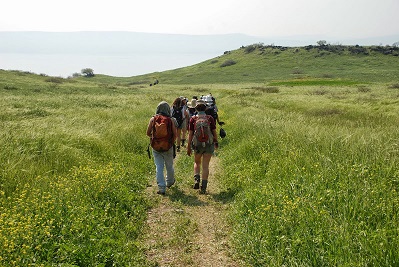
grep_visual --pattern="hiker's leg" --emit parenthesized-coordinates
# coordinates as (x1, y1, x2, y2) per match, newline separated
(164, 147, 175, 187)
(176, 128, 182, 151)
(199, 153, 212, 193)
(200, 179, 208, 194)
(201, 153, 212, 181)
(181, 119, 187, 146)
(194, 153, 202, 175)
(153, 150, 166, 192)
(193, 153, 202, 189)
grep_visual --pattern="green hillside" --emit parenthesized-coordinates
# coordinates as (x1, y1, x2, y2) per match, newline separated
(89, 43, 399, 85)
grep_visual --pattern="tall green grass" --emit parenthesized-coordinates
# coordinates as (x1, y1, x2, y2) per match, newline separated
(0, 71, 177, 265)
(218, 85, 399, 266)
(1, 70, 232, 265)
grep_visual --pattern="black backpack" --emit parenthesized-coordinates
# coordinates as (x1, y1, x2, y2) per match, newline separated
(172, 106, 184, 127)
(205, 105, 218, 121)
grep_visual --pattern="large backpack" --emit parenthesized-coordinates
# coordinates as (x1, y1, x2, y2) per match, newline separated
(192, 115, 213, 147)
(172, 106, 184, 128)
(151, 115, 174, 152)
(205, 105, 218, 121)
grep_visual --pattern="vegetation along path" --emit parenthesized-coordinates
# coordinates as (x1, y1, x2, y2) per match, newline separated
(141, 150, 245, 267)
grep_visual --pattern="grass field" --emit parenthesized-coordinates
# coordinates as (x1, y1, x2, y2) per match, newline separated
(1, 44, 399, 266)
(219, 84, 399, 266)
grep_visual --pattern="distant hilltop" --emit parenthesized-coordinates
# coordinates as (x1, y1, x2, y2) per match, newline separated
(1, 31, 399, 55)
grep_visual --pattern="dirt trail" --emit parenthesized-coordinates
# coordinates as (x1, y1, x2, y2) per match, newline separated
(142, 154, 245, 267)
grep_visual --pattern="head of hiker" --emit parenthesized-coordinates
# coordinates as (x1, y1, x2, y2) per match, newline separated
(188, 99, 197, 109)
(156, 101, 171, 117)
(195, 99, 207, 112)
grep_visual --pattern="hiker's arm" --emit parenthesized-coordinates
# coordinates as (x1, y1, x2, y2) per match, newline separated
(210, 117, 218, 147)
(187, 130, 193, 156)
(185, 110, 189, 129)
(187, 118, 194, 156)
(216, 113, 225, 125)
(146, 118, 154, 137)
(172, 122, 178, 142)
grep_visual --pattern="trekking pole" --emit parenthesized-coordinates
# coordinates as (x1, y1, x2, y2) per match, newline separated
(147, 144, 151, 159)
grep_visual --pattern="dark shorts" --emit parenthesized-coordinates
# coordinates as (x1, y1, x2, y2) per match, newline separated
(192, 143, 214, 154)
(179, 119, 187, 130)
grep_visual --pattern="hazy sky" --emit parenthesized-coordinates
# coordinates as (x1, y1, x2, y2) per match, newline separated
(2, 0, 399, 39)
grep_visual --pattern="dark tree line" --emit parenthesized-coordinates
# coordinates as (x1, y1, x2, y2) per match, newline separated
(241, 41, 399, 56)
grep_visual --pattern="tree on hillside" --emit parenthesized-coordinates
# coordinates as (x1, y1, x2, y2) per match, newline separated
(317, 40, 328, 46)
(81, 68, 94, 77)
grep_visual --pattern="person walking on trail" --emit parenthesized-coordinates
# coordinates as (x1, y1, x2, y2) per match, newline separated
(187, 98, 198, 118)
(171, 97, 188, 152)
(187, 99, 218, 194)
(180, 97, 189, 149)
(146, 101, 177, 195)
(203, 94, 224, 126)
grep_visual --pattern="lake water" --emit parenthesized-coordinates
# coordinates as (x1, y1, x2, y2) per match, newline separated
(0, 52, 220, 77)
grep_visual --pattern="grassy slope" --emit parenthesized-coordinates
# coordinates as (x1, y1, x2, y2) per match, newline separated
(88, 44, 399, 85)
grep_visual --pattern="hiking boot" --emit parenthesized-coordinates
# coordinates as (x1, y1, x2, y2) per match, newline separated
(167, 179, 175, 188)
(193, 174, 200, 189)
(200, 180, 208, 194)
(157, 191, 166, 195)
(193, 182, 200, 189)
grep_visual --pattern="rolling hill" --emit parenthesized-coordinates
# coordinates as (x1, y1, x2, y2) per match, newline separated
(88, 43, 399, 85)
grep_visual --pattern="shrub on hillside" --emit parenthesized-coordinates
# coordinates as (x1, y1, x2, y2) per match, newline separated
(220, 59, 237, 68)
(357, 86, 371, 93)
(4, 84, 18, 90)
(349, 45, 369, 55)
(45, 77, 64, 84)
(320, 73, 334, 78)
(244, 45, 257, 53)
(81, 68, 95, 77)
(251, 86, 280, 93)
(292, 68, 304, 74)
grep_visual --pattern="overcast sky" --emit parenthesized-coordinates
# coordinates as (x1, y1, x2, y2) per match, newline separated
(2, 0, 399, 39)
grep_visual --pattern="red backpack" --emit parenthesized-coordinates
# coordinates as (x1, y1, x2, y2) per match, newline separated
(151, 115, 174, 152)
(192, 115, 213, 147)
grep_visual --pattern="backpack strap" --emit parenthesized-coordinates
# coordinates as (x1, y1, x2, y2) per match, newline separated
(151, 115, 157, 139)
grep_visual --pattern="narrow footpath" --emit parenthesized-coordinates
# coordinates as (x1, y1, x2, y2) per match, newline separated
(141, 154, 246, 267)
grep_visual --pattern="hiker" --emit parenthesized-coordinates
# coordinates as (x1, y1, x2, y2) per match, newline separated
(180, 97, 189, 148)
(203, 94, 224, 126)
(187, 98, 198, 118)
(171, 97, 188, 152)
(146, 101, 177, 195)
(187, 99, 218, 194)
